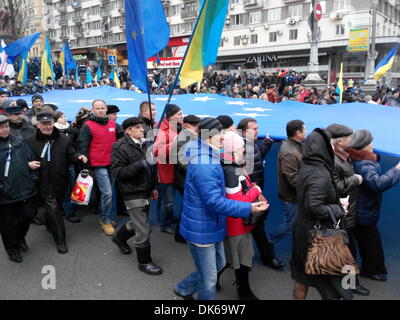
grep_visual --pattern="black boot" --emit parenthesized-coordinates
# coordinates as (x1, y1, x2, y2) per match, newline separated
(351, 276, 370, 296)
(216, 263, 231, 291)
(136, 246, 163, 275)
(234, 265, 259, 300)
(56, 243, 68, 254)
(19, 239, 28, 252)
(112, 224, 135, 254)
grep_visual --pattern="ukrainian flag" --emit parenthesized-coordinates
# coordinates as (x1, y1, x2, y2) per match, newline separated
(109, 66, 121, 88)
(41, 37, 55, 82)
(17, 52, 28, 84)
(374, 44, 398, 81)
(85, 66, 93, 85)
(180, 0, 229, 88)
(336, 62, 344, 104)
(95, 60, 102, 81)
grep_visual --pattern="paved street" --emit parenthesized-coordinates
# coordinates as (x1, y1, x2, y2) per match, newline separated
(1, 210, 399, 300)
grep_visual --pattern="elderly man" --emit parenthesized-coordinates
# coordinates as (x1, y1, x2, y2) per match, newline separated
(0, 115, 38, 262)
(3, 99, 35, 139)
(78, 99, 124, 235)
(111, 117, 162, 275)
(26, 110, 87, 253)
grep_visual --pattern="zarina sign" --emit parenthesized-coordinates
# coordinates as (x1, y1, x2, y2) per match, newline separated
(246, 54, 278, 63)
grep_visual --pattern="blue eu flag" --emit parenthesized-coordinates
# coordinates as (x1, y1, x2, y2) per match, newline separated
(125, 0, 170, 92)
(4, 33, 41, 64)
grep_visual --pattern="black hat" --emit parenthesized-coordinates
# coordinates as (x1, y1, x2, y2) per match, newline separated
(36, 111, 54, 123)
(326, 123, 353, 139)
(16, 99, 28, 109)
(42, 103, 58, 111)
(122, 117, 144, 130)
(183, 115, 201, 125)
(31, 94, 44, 103)
(0, 115, 9, 125)
(165, 104, 181, 119)
(198, 117, 223, 138)
(5, 104, 22, 115)
(107, 104, 120, 114)
(331, 92, 339, 97)
(348, 130, 373, 150)
(216, 115, 234, 130)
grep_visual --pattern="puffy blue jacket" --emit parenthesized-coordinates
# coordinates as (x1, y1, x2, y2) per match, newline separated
(352, 159, 400, 225)
(180, 139, 251, 244)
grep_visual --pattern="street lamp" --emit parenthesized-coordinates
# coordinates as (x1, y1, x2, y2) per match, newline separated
(363, 0, 378, 93)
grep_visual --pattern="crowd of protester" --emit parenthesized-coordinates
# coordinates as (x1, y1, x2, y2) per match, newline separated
(2, 67, 400, 107)
(0, 86, 399, 301)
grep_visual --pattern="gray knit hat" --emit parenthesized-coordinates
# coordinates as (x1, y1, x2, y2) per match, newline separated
(327, 123, 353, 139)
(0, 115, 9, 125)
(348, 130, 373, 150)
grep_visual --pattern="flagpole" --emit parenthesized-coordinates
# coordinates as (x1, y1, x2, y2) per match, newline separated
(154, 0, 208, 135)
(146, 74, 154, 129)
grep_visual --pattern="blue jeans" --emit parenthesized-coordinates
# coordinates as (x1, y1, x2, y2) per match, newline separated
(94, 167, 115, 224)
(269, 201, 298, 244)
(175, 241, 226, 300)
(158, 183, 175, 230)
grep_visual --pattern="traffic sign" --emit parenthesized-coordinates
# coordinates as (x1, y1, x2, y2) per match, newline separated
(108, 55, 117, 65)
(314, 2, 322, 21)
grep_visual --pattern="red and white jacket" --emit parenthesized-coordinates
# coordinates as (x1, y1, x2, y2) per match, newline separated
(222, 154, 262, 237)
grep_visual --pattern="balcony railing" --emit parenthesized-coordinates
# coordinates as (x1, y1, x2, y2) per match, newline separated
(74, 30, 84, 37)
(244, 0, 263, 9)
(73, 16, 83, 23)
(60, 34, 68, 40)
(58, 5, 67, 13)
(100, 11, 109, 18)
(44, 0, 53, 5)
(101, 27, 112, 33)
(181, 10, 197, 19)
(59, 19, 68, 26)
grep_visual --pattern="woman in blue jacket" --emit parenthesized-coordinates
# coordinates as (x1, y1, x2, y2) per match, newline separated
(174, 118, 268, 300)
(347, 130, 400, 281)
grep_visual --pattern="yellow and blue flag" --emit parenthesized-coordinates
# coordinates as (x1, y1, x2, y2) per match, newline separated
(95, 60, 102, 81)
(109, 66, 121, 88)
(374, 44, 398, 81)
(86, 66, 94, 85)
(61, 42, 76, 77)
(17, 52, 29, 84)
(41, 37, 55, 82)
(4, 32, 40, 64)
(125, 0, 170, 92)
(180, 0, 229, 88)
(336, 62, 344, 104)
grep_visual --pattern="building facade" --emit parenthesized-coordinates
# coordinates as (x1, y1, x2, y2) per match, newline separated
(44, 0, 400, 85)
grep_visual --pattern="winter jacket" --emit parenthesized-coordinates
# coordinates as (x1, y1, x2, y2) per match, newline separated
(171, 128, 197, 194)
(9, 118, 36, 139)
(292, 129, 345, 284)
(179, 138, 251, 244)
(138, 113, 154, 139)
(111, 135, 156, 200)
(0, 135, 37, 205)
(298, 90, 310, 103)
(347, 148, 400, 225)
(222, 155, 261, 237)
(332, 147, 359, 228)
(25, 127, 79, 199)
(78, 115, 123, 168)
(244, 137, 273, 190)
(153, 118, 180, 184)
(278, 138, 303, 203)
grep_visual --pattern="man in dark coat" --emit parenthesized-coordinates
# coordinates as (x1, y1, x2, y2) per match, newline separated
(171, 115, 200, 243)
(328, 123, 369, 296)
(291, 128, 351, 300)
(237, 117, 285, 270)
(26, 110, 87, 253)
(0, 116, 38, 263)
(270, 120, 306, 244)
(3, 100, 36, 139)
(347, 130, 400, 282)
(111, 117, 162, 275)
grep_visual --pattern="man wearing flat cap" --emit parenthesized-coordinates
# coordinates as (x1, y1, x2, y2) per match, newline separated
(327, 123, 369, 296)
(111, 117, 162, 275)
(25, 110, 88, 254)
(3, 99, 36, 139)
(171, 114, 200, 243)
(153, 104, 183, 234)
(107, 105, 120, 123)
(346, 130, 400, 282)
